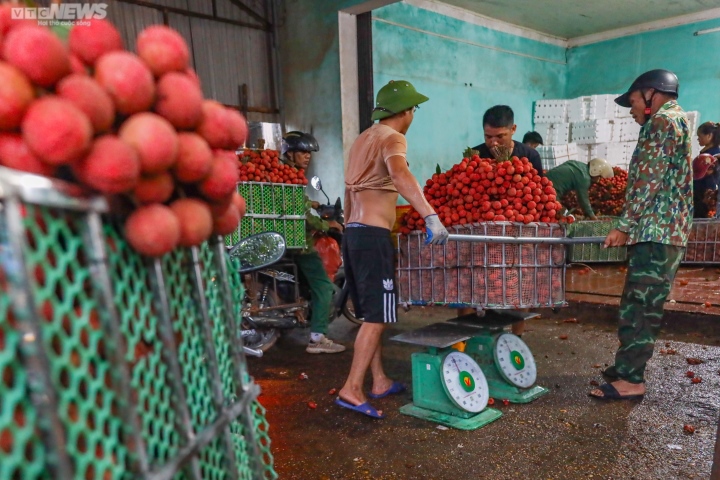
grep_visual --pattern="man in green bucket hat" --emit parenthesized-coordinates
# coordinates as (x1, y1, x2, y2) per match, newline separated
(335, 80, 448, 419)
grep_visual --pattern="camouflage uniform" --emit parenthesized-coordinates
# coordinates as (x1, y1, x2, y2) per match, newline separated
(612, 100, 693, 384)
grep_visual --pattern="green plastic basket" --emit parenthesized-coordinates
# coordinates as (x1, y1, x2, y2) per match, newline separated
(566, 218, 627, 263)
(0, 167, 277, 480)
(226, 182, 307, 249)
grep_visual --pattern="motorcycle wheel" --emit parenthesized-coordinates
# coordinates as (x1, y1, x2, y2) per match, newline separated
(342, 296, 364, 326)
(242, 281, 280, 352)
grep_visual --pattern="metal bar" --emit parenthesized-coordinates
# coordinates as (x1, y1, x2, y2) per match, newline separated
(447, 233, 606, 245)
(227, 0, 270, 28)
(84, 213, 150, 477)
(147, 384, 261, 480)
(357, 12, 374, 133)
(270, 0, 286, 131)
(210, 237, 266, 478)
(188, 246, 240, 480)
(0, 166, 107, 212)
(148, 258, 203, 480)
(115, 0, 269, 31)
(3, 199, 74, 480)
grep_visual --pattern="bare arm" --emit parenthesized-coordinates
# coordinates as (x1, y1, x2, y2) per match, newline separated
(386, 155, 434, 218)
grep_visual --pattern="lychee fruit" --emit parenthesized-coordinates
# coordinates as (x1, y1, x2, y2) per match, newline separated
(57, 74, 115, 133)
(136, 25, 189, 76)
(95, 51, 155, 115)
(2, 25, 70, 87)
(196, 100, 233, 149)
(198, 153, 240, 201)
(0, 4, 38, 35)
(169, 198, 213, 247)
(213, 204, 240, 236)
(22, 96, 92, 166)
(69, 18, 123, 66)
(172, 132, 212, 183)
(0, 60, 34, 131)
(72, 135, 140, 193)
(69, 54, 88, 75)
(0, 133, 54, 176)
(119, 112, 178, 174)
(133, 172, 175, 204)
(124, 204, 180, 257)
(185, 67, 201, 88)
(155, 71, 203, 130)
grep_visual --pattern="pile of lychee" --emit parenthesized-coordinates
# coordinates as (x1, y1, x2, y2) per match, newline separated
(0, 4, 247, 257)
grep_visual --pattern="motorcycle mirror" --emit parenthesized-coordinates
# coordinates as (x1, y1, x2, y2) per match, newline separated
(310, 176, 322, 191)
(227, 232, 286, 273)
(334, 197, 341, 209)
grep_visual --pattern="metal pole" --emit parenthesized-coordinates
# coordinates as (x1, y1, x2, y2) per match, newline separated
(447, 233, 606, 245)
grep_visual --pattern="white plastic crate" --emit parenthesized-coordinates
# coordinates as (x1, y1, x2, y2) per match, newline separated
(617, 117, 641, 142)
(586, 94, 616, 120)
(576, 144, 592, 163)
(590, 143, 625, 163)
(534, 122, 570, 145)
(621, 141, 637, 164)
(568, 97, 590, 123)
(615, 103, 631, 118)
(537, 144, 573, 170)
(533, 99, 569, 123)
(687, 110, 701, 159)
(570, 119, 616, 144)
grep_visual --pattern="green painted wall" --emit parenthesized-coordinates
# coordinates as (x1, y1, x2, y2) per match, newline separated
(372, 3, 566, 191)
(567, 18, 720, 123)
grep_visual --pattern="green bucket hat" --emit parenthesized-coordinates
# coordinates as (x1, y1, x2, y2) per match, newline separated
(371, 80, 429, 121)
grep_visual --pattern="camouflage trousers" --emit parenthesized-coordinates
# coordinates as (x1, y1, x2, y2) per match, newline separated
(614, 242, 684, 384)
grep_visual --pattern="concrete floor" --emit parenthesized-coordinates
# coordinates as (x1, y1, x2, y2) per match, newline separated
(249, 303, 720, 480)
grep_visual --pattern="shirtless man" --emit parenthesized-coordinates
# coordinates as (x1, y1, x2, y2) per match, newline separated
(335, 80, 448, 418)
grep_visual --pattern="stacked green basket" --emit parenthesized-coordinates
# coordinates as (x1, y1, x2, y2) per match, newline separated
(566, 218, 627, 263)
(226, 182, 307, 249)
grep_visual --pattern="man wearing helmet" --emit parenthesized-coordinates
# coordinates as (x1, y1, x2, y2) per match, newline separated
(590, 70, 693, 401)
(546, 158, 615, 220)
(336, 80, 448, 418)
(282, 131, 346, 354)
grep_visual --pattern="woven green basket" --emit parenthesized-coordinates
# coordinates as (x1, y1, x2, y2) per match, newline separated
(566, 218, 627, 263)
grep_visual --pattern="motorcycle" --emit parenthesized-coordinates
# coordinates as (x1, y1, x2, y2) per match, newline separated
(308, 176, 362, 326)
(227, 179, 362, 354)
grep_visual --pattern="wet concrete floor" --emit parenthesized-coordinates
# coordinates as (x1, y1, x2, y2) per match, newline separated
(250, 304, 720, 480)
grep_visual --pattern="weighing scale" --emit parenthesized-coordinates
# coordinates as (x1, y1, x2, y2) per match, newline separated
(392, 310, 548, 430)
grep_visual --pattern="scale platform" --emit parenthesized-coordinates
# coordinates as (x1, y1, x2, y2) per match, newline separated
(392, 310, 548, 429)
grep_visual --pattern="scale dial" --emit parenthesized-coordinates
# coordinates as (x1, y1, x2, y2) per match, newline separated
(441, 351, 489, 413)
(494, 333, 537, 388)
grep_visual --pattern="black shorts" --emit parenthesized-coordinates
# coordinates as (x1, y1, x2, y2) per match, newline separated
(342, 225, 397, 324)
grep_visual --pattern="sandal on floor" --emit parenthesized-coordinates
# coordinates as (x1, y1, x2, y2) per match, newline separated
(589, 383, 644, 401)
(368, 381, 406, 399)
(335, 398, 385, 419)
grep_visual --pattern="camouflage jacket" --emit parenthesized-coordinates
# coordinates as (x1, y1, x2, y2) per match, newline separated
(617, 101, 693, 246)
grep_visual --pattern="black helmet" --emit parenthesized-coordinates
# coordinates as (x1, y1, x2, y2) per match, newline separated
(615, 69, 679, 107)
(282, 131, 319, 154)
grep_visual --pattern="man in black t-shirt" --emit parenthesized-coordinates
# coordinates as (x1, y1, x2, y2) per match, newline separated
(472, 105, 544, 177)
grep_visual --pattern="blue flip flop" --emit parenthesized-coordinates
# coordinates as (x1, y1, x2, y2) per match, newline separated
(368, 381, 407, 399)
(334, 398, 385, 419)
(589, 383, 644, 401)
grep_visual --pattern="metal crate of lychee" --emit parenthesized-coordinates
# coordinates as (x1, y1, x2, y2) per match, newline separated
(397, 222, 567, 309)
(682, 219, 720, 264)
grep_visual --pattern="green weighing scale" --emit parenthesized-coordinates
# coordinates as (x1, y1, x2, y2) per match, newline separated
(392, 310, 548, 430)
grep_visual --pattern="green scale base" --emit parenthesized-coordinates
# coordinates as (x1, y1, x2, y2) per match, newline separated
(392, 310, 548, 430)
(399, 404, 502, 431)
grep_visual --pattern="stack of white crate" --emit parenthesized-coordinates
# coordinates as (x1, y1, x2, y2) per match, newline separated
(537, 143, 578, 171)
(533, 94, 702, 172)
(533, 99, 571, 146)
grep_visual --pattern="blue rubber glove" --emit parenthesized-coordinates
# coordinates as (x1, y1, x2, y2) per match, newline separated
(424, 214, 449, 245)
